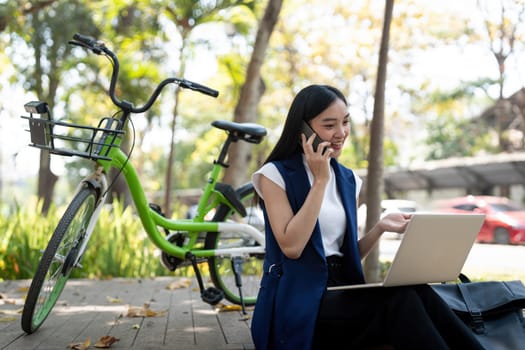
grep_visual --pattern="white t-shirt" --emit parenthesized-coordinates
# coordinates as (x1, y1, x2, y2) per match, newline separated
(252, 156, 362, 257)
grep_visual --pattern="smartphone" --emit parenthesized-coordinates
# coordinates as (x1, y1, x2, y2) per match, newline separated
(300, 122, 324, 153)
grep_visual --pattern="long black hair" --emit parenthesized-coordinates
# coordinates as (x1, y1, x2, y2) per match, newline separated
(264, 84, 347, 164)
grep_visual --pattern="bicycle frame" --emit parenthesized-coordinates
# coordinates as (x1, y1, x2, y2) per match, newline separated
(71, 126, 265, 269)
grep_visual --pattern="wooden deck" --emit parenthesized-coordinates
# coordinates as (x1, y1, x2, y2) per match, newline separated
(0, 277, 255, 350)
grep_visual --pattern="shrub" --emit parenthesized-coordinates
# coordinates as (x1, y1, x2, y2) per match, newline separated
(0, 199, 193, 281)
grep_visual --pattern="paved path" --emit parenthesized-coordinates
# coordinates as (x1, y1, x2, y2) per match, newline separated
(0, 277, 254, 350)
(2, 242, 523, 350)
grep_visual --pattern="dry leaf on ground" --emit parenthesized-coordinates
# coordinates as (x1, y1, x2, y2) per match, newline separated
(0, 308, 23, 315)
(106, 296, 123, 303)
(165, 278, 191, 290)
(68, 338, 91, 350)
(0, 293, 17, 305)
(126, 303, 167, 317)
(216, 303, 243, 312)
(94, 335, 119, 348)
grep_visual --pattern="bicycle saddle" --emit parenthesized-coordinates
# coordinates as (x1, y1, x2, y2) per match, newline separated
(212, 120, 267, 144)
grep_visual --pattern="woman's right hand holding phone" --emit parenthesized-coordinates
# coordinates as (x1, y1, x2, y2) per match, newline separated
(301, 132, 333, 185)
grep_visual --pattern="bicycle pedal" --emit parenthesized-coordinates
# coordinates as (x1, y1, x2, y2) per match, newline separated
(201, 287, 224, 305)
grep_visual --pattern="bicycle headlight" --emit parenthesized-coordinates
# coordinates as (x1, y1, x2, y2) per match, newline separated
(24, 101, 48, 114)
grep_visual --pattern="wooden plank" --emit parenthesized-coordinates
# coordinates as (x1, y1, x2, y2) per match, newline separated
(164, 279, 201, 347)
(192, 300, 227, 348)
(216, 306, 255, 349)
(102, 278, 161, 349)
(0, 280, 26, 336)
(0, 278, 255, 350)
(57, 279, 140, 348)
(131, 277, 177, 348)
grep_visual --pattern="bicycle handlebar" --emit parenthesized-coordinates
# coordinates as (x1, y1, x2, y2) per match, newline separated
(69, 33, 219, 114)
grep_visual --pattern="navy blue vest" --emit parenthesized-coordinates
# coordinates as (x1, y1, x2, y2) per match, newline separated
(251, 153, 364, 349)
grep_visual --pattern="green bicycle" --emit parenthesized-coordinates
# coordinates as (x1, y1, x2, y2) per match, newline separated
(20, 34, 266, 334)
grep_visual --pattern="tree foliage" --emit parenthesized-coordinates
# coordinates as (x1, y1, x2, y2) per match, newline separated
(1, 0, 524, 210)
(4, 1, 100, 213)
(159, 0, 259, 214)
(425, 114, 497, 160)
(223, 0, 283, 188)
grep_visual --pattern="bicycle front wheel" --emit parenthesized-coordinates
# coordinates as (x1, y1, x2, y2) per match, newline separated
(205, 183, 265, 306)
(21, 185, 98, 334)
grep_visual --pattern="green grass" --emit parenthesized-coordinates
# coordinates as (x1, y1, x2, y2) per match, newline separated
(0, 199, 193, 281)
(3, 199, 523, 285)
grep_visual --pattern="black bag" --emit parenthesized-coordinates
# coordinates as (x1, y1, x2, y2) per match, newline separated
(431, 274, 525, 350)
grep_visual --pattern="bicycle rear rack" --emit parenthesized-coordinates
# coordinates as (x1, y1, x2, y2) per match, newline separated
(21, 101, 125, 161)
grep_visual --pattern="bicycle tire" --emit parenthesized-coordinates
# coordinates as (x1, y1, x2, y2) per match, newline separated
(205, 183, 265, 306)
(21, 185, 98, 334)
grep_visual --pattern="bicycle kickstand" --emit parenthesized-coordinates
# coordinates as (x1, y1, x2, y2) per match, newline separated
(186, 252, 224, 305)
(231, 256, 247, 315)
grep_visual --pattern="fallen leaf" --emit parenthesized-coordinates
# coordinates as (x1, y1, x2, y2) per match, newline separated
(106, 296, 123, 303)
(131, 324, 141, 329)
(0, 316, 17, 322)
(165, 279, 191, 290)
(0, 293, 16, 305)
(239, 314, 251, 321)
(68, 338, 91, 350)
(94, 335, 119, 348)
(216, 303, 243, 312)
(126, 304, 166, 317)
(18, 286, 29, 293)
(0, 308, 23, 315)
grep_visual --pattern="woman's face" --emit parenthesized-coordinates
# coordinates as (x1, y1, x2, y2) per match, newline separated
(308, 98, 349, 158)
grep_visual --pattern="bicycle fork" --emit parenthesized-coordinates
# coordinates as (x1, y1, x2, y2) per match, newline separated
(64, 168, 108, 275)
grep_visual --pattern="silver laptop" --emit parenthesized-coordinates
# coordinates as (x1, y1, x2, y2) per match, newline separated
(327, 213, 485, 291)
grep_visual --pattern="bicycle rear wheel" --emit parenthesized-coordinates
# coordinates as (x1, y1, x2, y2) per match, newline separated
(21, 185, 98, 334)
(205, 183, 265, 306)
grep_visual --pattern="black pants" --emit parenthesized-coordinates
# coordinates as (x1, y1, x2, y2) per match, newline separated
(312, 259, 485, 350)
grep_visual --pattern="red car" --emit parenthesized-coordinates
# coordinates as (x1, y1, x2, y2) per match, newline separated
(435, 195, 525, 244)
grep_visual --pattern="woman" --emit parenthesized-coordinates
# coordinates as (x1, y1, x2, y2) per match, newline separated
(250, 84, 483, 349)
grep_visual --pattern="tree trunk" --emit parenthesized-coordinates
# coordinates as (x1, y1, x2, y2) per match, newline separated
(363, 0, 394, 282)
(163, 37, 187, 216)
(223, 0, 283, 188)
(163, 87, 182, 216)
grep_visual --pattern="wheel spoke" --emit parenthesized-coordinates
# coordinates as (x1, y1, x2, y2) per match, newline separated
(52, 254, 65, 264)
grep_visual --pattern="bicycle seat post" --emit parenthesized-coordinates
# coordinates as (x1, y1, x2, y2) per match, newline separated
(215, 136, 233, 168)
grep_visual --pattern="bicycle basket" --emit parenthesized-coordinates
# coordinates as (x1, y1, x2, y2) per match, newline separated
(21, 101, 124, 161)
